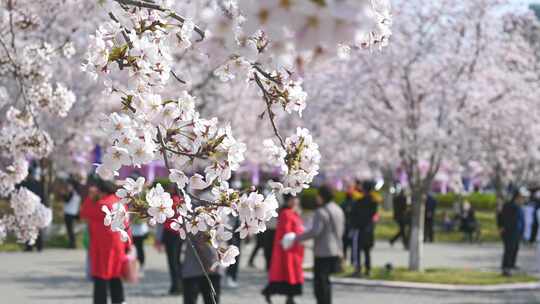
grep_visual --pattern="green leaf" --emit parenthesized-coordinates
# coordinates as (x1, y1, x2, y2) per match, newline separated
(108, 44, 129, 62)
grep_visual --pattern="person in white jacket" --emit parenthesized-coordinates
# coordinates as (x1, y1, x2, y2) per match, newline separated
(63, 180, 81, 249)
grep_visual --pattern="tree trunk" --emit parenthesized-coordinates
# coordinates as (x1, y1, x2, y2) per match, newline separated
(493, 164, 505, 210)
(408, 187, 425, 271)
(383, 190, 393, 211)
(382, 167, 395, 210)
(39, 158, 51, 207)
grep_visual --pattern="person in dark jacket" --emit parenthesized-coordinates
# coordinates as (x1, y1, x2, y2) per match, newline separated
(350, 181, 379, 277)
(528, 190, 540, 243)
(424, 193, 437, 243)
(459, 201, 478, 243)
(498, 189, 527, 276)
(340, 185, 357, 262)
(389, 186, 409, 249)
(182, 233, 222, 304)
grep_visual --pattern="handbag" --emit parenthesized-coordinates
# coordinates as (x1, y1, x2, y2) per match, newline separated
(322, 205, 345, 274)
(121, 248, 140, 284)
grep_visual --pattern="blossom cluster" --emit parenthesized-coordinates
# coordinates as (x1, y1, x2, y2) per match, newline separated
(264, 128, 321, 195)
(0, 187, 52, 244)
(0, 107, 53, 194)
(103, 176, 278, 267)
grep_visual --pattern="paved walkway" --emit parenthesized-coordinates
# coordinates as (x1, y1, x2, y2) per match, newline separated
(2, 242, 540, 303)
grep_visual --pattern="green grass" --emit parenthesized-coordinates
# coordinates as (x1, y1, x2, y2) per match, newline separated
(375, 209, 500, 242)
(335, 266, 537, 285)
(0, 241, 23, 252)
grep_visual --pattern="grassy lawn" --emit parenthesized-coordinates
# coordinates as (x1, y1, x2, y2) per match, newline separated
(0, 241, 23, 252)
(0, 233, 85, 252)
(375, 209, 500, 243)
(334, 266, 537, 285)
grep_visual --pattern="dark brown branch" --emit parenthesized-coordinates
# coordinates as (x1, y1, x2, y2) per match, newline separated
(8, 0, 16, 48)
(253, 73, 286, 149)
(171, 70, 186, 84)
(252, 64, 280, 85)
(161, 144, 206, 159)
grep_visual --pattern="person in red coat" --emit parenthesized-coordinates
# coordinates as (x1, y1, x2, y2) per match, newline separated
(262, 194, 304, 304)
(80, 179, 130, 304)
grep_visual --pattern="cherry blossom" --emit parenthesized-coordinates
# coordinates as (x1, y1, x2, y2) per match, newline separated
(146, 184, 175, 225)
(216, 245, 240, 268)
(1, 187, 52, 244)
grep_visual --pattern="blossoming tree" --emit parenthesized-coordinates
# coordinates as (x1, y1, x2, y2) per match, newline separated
(306, 0, 538, 271)
(0, 0, 94, 243)
(458, 12, 540, 201)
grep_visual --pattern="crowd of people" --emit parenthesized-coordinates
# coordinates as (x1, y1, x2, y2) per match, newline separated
(39, 173, 354, 304)
(16, 167, 540, 304)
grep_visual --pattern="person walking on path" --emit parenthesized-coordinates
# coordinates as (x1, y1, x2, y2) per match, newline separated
(529, 191, 540, 242)
(63, 179, 82, 249)
(248, 233, 265, 268)
(156, 185, 185, 295)
(340, 184, 357, 262)
(350, 181, 379, 277)
(295, 185, 344, 304)
(498, 188, 527, 276)
(424, 193, 437, 243)
(459, 201, 478, 243)
(80, 179, 130, 304)
(131, 219, 149, 272)
(534, 201, 540, 272)
(389, 186, 408, 249)
(182, 233, 222, 304)
(263, 195, 304, 304)
(262, 217, 278, 270)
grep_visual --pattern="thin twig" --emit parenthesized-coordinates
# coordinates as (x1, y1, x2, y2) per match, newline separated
(161, 144, 206, 159)
(171, 70, 186, 84)
(108, 12, 134, 48)
(252, 64, 280, 85)
(8, 0, 16, 48)
(0, 36, 31, 110)
(254, 73, 286, 149)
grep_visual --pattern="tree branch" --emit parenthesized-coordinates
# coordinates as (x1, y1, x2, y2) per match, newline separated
(254, 72, 286, 149)
(112, 0, 205, 41)
(156, 127, 217, 304)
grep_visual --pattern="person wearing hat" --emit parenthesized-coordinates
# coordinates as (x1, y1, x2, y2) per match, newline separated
(349, 181, 380, 277)
(498, 188, 528, 276)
